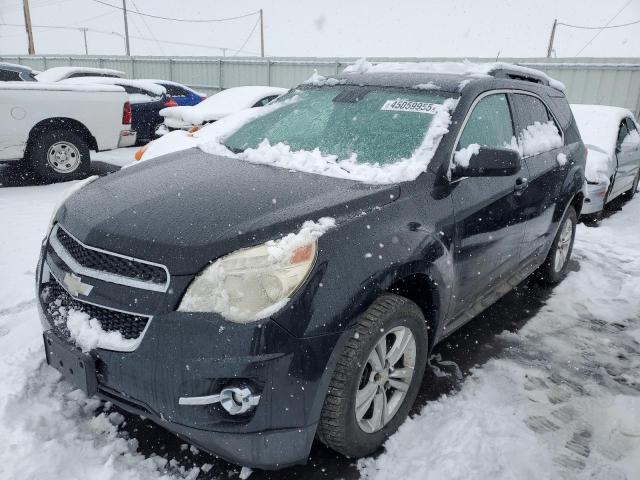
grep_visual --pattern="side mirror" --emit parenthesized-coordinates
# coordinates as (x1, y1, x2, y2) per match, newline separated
(455, 146, 521, 177)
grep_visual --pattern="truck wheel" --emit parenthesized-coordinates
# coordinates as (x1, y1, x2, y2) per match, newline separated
(536, 206, 577, 284)
(28, 130, 90, 181)
(317, 293, 428, 458)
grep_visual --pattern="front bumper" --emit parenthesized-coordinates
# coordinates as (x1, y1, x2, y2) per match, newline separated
(118, 129, 137, 148)
(581, 181, 608, 215)
(36, 238, 343, 469)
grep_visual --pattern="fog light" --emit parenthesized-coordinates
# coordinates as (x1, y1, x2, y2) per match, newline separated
(179, 386, 260, 415)
(220, 387, 260, 415)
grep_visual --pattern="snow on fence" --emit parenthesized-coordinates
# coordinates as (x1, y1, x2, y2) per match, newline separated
(2, 55, 640, 115)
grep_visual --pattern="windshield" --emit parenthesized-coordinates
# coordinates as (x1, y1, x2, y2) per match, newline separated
(224, 86, 448, 165)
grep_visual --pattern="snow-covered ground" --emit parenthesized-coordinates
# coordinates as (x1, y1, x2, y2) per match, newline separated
(0, 161, 639, 479)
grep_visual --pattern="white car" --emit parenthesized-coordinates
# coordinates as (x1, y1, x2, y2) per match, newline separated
(35, 66, 125, 83)
(571, 104, 640, 218)
(159, 85, 287, 131)
(0, 82, 135, 180)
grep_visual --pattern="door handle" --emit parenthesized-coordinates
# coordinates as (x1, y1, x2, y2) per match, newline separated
(514, 177, 529, 194)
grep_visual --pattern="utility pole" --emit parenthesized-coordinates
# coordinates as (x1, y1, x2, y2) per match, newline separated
(546, 18, 557, 58)
(22, 0, 35, 54)
(260, 9, 264, 57)
(122, 0, 131, 56)
(81, 28, 88, 55)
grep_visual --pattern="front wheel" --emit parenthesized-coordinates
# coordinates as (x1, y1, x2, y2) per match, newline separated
(536, 206, 577, 284)
(28, 129, 90, 181)
(317, 294, 428, 458)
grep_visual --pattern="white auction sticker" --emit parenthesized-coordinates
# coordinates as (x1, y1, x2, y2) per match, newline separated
(381, 99, 439, 114)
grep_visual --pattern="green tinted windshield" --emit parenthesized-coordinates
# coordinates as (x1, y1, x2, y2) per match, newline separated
(224, 87, 447, 165)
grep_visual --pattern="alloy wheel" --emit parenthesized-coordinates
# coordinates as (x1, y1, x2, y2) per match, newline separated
(554, 217, 573, 272)
(355, 326, 417, 433)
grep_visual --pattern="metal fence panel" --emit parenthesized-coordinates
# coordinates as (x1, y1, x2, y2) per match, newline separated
(2, 55, 639, 114)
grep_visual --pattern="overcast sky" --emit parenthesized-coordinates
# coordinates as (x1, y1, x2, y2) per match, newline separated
(1, 0, 639, 58)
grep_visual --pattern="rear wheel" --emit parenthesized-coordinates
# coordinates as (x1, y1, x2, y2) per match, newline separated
(28, 129, 90, 181)
(317, 293, 428, 458)
(536, 206, 577, 284)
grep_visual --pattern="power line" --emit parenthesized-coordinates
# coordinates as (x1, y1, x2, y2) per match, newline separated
(90, 0, 260, 23)
(130, 0, 164, 55)
(232, 16, 260, 57)
(559, 18, 640, 29)
(574, 0, 633, 56)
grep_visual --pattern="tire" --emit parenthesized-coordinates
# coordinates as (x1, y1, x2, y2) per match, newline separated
(28, 129, 90, 181)
(317, 293, 428, 458)
(625, 170, 639, 200)
(536, 206, 577, 284)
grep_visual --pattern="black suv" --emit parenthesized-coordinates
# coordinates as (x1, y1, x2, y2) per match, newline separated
(37, 64, 586, 470)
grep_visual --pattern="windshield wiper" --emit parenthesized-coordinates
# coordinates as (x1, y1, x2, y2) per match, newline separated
(225, 145, 246, 154)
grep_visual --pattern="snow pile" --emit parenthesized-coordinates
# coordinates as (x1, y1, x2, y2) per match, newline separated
(342, 59, 566, 92)
(414, 82, 440, 90)
(557, 152, 568, 166)
(517, 121, 563, 157)
(160, 86, 288, 126)
(66, 309, 138, 352)
(201, 97, 459, 185)
(303, 69, 346, 86)
(179, 218, 335, 322)
(360, 198, 640, 480)
(453, 143, 480, 168)
(35, 66, 125, 83)
(0, 82, 125, 93)
(59, 77, 166, 96)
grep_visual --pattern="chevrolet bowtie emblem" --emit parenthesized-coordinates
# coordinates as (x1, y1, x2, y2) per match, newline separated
(63, 273, 94, 297)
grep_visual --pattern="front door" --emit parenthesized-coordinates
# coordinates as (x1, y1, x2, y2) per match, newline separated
(612, 118, 640, 197)
(449, 92, 529, 320)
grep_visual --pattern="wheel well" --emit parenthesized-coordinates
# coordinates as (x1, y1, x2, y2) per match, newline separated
(386, 273, 439, 349)
(571, 191, 584, 217)
(26, 118, 98, 155)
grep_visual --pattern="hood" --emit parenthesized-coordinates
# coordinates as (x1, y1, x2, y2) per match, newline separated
(57, 149, 400, 274)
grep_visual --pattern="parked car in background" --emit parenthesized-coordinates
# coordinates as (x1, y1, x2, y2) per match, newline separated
(0, 82, 134, 180)
(139, 79, 206, 106)
(571, 104, 640, 220)
(35, 66, 125, 83)
(61, 77, 175, 145)
(0, 62, 37, 82)
(159, 85, 287, 132)
(38, 62, 586, 469)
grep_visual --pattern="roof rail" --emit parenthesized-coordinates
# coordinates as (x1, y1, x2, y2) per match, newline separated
(488, 66, 550, 86)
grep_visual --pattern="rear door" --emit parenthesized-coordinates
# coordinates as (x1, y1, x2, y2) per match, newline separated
(612, 118, 640, 196)
(509, 93, 566, 262)
(449, 92, 529, 319)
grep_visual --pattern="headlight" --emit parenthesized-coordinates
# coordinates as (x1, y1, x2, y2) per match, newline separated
(47, 175, 99, 234)
(178, 231, 322, 323)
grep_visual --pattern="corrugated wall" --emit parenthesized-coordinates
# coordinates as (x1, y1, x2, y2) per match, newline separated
(3, 55, 639, 115)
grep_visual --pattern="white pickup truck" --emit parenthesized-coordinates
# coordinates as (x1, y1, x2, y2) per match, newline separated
(0, 82, 136, 180)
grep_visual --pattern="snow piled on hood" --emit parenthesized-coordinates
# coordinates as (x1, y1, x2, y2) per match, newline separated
(200, 97, 459, 184)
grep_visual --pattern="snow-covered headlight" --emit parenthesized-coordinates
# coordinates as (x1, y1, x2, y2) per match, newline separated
(178, 218, 335, 323)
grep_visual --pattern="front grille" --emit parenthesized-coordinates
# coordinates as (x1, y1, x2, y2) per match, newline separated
(56, 227, 167, 285)
(42, 279, 149, 340)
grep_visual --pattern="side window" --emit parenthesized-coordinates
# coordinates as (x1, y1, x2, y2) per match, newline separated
(0, 69, 22, 81)
(511, 93, 563, 156)
(252, 95, 278, 108)
(617, 122, 629, 150)
(457, 94, 514, 150)
(164, 84, 187, 97)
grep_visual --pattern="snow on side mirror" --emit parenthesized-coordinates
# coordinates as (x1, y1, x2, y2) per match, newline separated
(456, 146, 521, 178)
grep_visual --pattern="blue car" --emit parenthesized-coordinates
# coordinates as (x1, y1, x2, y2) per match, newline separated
(140, 79, 206, 106)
